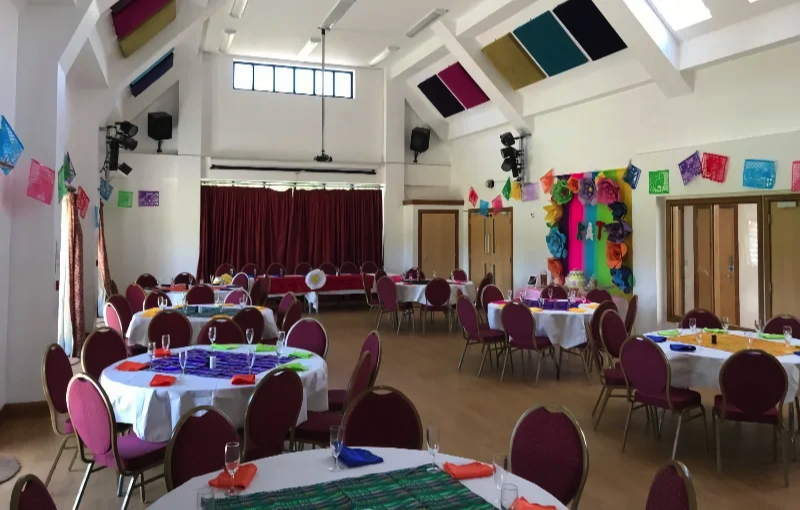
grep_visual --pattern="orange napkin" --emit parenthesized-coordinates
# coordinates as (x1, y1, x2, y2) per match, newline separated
(530, 307, 544, 313)
(208, 463, 257, 490)
(116, 361, 148, 372)
(568, 308, 584, 313)
(442, 461, 493, 480)
(154, 349, 171, 358)
(142, 308, 160, 318)
(171, 284, 186, 291)
(149, 375, 176, 387)
(513, 497, 557, 510)
(584, 303, 599, 309)
(231, 374, 256, 385)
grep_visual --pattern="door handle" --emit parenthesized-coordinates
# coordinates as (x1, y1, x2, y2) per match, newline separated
(728, 255, 734, 273)
(493, 263, 496, 278)
(484, 263, 487, 276)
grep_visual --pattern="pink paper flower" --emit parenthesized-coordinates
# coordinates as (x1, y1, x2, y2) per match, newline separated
(595, 176, 620, 205)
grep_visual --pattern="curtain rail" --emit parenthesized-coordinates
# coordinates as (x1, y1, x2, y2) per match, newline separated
(201, 180, 383, 190)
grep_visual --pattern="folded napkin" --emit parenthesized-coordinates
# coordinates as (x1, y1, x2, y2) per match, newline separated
(442, 461, 493, 480)
(255, 344, 277, 353)
(584, 303, 600, 309)
(703, 328, 727, 334)
(760, 333, 785, 340)
(231, 374, 256, 385)
(530, 307, 544, 313)
(670, 344, 696, 352)
(116, 361, 148, 372)
(211, 344, 240, 351)
(277, 362, 307, 372)
(171, 284, 186, 291)
(208, 463, 257, 490)
(288, 351, 314, 359)
(512, 497, 558, 510)
(154, 349, 171, 358)
(142, 308, 160, 318)
(150, 374, 176, 387)
(657, 329, 680, 337)
(568, 308, 584, 313)
(453, 280, 467, 284)
(338, 447, 384, 468)
(490, 300, 508, 305)
(645, 335, 667, 343)
(254, 306, 266, 311)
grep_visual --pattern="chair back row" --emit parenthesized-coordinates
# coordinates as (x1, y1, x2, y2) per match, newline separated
(213, 261, 381, 278)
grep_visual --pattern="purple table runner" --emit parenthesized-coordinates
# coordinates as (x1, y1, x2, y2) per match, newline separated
(149, 349, 293, 379)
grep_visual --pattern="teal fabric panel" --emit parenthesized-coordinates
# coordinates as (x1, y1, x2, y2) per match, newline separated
(513, 11, 588, 77)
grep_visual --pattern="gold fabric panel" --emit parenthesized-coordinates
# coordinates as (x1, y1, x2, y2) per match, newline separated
(481, 34, 546, 90)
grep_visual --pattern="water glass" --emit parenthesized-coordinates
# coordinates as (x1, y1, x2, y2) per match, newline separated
(224, 442, 240, 496)
(426, 426, 440, 472)
(147, 342, 156, 368)
(784, 326, 793, 348)
(689, 318, 697, 335)
(178, 350, 188, 375)
(246, 328, 255, 346)
(209, 326, 217, 345)
(196, 487, 215, 509)
(721, 316, 729, 333)
(215, 293, 222, 308)
(500, 483, 518, 510)
(754, 319, 764, 341)
(538, 296, 545, 308)
(329, 426, 344, 472)
(492, 453, 508, 502)
(240, 295, 247, 307)
(277, 331, 286, 357)
(507, 290, 513, 301)
(162, 334, 170, 352)
(547, 287, 553, 299)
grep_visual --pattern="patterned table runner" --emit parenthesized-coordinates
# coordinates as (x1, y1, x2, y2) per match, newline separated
(673, 334, 797, 356)
(203, 466, 495, 510)
(150, 349, 294, 379)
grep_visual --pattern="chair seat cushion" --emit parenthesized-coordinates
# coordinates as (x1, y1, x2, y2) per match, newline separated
(509, 336, 552, 350)
(97, 434, 166, 472)
(636, 387, 701, 410)
(472, 329, 505, 343)
(295, 411, 343, 444)
(327, 389, 346, 412)
(424, 304, 450, 312)
(713, 395, 779, 424)
(602, 367, 626, 387)
(367, 296, 379, 306)
(126, 344, 147, 357)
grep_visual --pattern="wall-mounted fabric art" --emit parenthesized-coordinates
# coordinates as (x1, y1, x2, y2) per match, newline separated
(99, 178, 114, 201)
(491, 195, 503, 215)
(510, 182, 522, 201)
(623, 161, 641, 190)
(742, 159, 776, 189)
(138, 190, 159, 207)
(502, 178, 512, 200)
(479, 200, 489, 217)
(468, 187, 478, 207)
(521, 182, 537, 202)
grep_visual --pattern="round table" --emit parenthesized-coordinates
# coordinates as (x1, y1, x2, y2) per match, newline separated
(147, 448, 568, 510)
(165, 287, 234, 307)
(487, 302, 595, 349)
(396, 281, 477, 305)
(126, 305, 280, 348)
(100, 345, 328, 442)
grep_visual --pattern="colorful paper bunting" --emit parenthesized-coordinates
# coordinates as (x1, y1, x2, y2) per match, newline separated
(648, 170, 669, 195)
(510, 182, 522, 201)
(502, 178, 511, 200)
(118, 190, 133, 208)
(793, 161, 800, 193)
(0, 116, 24, 175)
(57, 158, 68, 203)
(742, 159, 776, 189)
(623, 161, 641, 189)
(491, 194, 503, 215)
(540, 168, 555, 194)
(678, 152, 702, 185)
(99, 177, 113, 201)
(521, 182, 537, 202)
(63, 152, 76, 183)
(138, 190, 159, 207)
(701, 153, 728, 183)
(26, 159, 55, 205)
(468, 187, 478, 207)
(77, 187, 89, 219)
(478, 200, 489, 216)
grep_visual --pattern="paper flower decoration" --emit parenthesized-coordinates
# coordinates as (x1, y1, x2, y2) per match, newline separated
(547, 258, 563, 282)
(604, 221, 632, 244)
(577, 175, 596, 206)
(551, 179, 573, 205)
(567, 176, 580, 194)
(540, 169, 555, 194)
(595, 176, 620, 205)
(544, 203, 562, 227)
(546, 228, 568, 259)
(606, 242, 628, 269)
(611, 266, 633, 293)
(305, 269, 327, 290)
(609, 201, 627, 221)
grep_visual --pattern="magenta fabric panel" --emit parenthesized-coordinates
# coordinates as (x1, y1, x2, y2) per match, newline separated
(437, 63, 489, 109)
(112, 0, 173, 39)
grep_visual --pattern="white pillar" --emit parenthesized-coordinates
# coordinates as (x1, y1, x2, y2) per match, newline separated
(382, 75, 406, 274)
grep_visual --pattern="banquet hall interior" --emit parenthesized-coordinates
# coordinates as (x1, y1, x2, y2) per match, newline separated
(3, 0, 800, 508)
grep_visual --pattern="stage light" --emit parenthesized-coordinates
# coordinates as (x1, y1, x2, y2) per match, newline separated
(500, 132, 515, 147)
(501, 157, 517, 173)
(119, 163, 133, 175)
(118, 136, 138, 151)
(116, 121, 138, 137)
(500, 147, 517, 159)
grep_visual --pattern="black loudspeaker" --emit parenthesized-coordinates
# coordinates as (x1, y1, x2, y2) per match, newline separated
(148, 112, 172, 153)
(410, 127, 430, 163)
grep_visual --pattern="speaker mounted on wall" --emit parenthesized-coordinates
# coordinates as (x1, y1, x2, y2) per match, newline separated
(148, 111, 172, 153)
(410, 127, 430, 163)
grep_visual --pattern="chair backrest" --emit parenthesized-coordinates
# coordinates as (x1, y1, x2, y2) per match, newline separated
(10, 474, 57, 510)
(544, 284, 568, 299)
(231, 272, 250, 289)
(361, 261, 379, 274)
(42, 344, 72, 431)
(374, 269, 387, 283)
(475, 273, 494, 311)
(343, 351, 373, 410)
(405, 267, 420, 279)
(319, 262, 338, 275)
(184, 285, 215, 305)
(250, 276, 270, 307)
(719, 350, 787, 418)
(244, 369, 303, 462)
(361, 273, 374, 301)
(361, 331, 382, 386)
(680, 308, 722, 329)
(501, 302, 537, 350)
(125, 283, 147, 312)
(214, 263, 235, 277)
(376, 276, 398, 310)
(81, 328, 128, 379)
(143, 290, 172, 310)
(293, 262, 311, 276)
(172, 272, 196, 286)
(266, 263, 286, 276)
(240, 263, 260, 277)
(509, 404, 588, 507)
(135, 273, 159, 288)
(646, 461, 697, 510)
(282, 300, 303, 334)
(620, 337, 669, 399)
(339, 261, 359, 275)
(451, 268, 468, 281)
(342, 386, 423, 450)
(66, 374, 115, 463)
(586, 289, 612, 303)
(224, 289, 251, 305)
(197, 317, 245, 345)
(104, 294, 133, 337)
(148, 310, 193, 349)
(598, 309, 627, 359)
(165, 406, 238, 491)
(110, 279, 119, 295)
(276, 292, 296, 328)
(233, 307, 265, 344)
(764, 314, 800, 336)
(424, 278, 451, 307)
(286, 318, 328, 357)
(456, 295, 482, 341)
(481, 284, 505, 313)
(625, 294, 638, 335)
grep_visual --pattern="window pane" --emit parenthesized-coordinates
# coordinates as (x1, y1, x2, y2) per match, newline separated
(295, 68, 313, 94)
(275, 67, 294, 93)
(314, 70, 334, 96)
(253, 65, 274, 91)
(334, 72, 352, 98)
(233, 63, 253, 90)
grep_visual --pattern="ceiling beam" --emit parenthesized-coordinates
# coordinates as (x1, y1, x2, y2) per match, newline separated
(593, 0, 693, 97)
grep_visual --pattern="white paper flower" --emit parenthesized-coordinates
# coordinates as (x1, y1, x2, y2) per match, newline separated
(305, 269, 327, 290)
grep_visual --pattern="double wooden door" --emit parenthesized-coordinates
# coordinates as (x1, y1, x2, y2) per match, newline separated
(418, 210, 458, 279)
(468, 209, 513, 293)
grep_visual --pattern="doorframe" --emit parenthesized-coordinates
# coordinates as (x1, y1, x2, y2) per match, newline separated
(417, 209, 459, 274)
(762, 194, 799, 319)
(467, 207, 514, 285)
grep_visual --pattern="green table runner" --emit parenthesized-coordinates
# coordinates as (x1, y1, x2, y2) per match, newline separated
(204, 466, 494, 510)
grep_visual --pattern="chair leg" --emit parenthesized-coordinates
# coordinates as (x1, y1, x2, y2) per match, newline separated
(396, 311, 402, 335)
(621, 401, 634, 452)
(45, 435, 70, 487)
(422, 307, 426, 336)
(534, 354, 542, 387)
(120, 475, 136, 510)
(592, 386, 606, 417)
(774, 425, 779, 463)
(551, 349, 561, 380)
(715, 413, 722, 473)
(558, 347, 564, 369)
(140, 472, 147, 503)
(671, 411, 685, 460)
(500, 346, 511, 382)
(375, 310, 382, 331)
(68, 447, 79, 471)
(700, 405, 709, 454)
(478, 344, 490, 377)
(593, 389, 612, 431)
(458, 341, 470, 370)
(116, 473, 124, 497)
(581, 351, 592, 385)
(72, 462, 95, 510)
(783, 428, 789, 488)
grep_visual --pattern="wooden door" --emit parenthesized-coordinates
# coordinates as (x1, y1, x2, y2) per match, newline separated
(714, 205, 739, 323)
(694, 206, 714, 311)
(469, 213, 490, 287)
(418, 210, 458, 279)
(468, 210, 513, 291)
(769, 200, 800, 317)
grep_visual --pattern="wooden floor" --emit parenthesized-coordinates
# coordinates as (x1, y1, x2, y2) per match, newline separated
(1, 306, 798, 509)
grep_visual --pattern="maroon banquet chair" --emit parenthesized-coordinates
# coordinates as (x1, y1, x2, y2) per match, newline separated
(374, 268, 387, 283)
(172, 272, 196, 286)
(10, 474, 57, 510)
(294, 352, 372, 447)
(362, 273, 380, 315)
(480, 284, 505, 315)
(244, 369, 304, 461)
(475, 273, 494, 315)
(329, 331, 381, 412)
(293, 262, 312, 276)
(125, 283, 146, 312)
(342, 386, 423, 450)
(620, 336, 708, 459)
(81, 328, 128, 380)
(240, 263, 260, 277)
(286, 318, 328, 357)
(680, 308, 722, 329)
(143, 290, 171, 310)
(421, 277, 453, 334)
(339, 261, 359, 275)
(405, 267, 425, 280)
(509, 404, 588, 508)
(231, 272, 250, 289)
(147, 310, 192, 350)
(361, 261, 379, 274)
(110, 279, 119, 295)
(67, 374, 167, 508)
(104, 294, 133, 337)
(276, 293, 296, 329)
(713, 349, 789, 485)
(41, 344, 78, 487)
(625, 294, 639, 335)
(319, 262, 338, 275)
(224, 288, 251, 306)
(646, 460, 697, 510)
(135, 273, 159, 289)
(543, 284, 568, 300)
(197, 317, 245, 345)
(456, 296, 506, 377)
(233, 307, 265, 345)
(266, 263, 286, 276)
(586, 289, 612, 303)
(501, 302, 559, 386)
(214, 263, 235, 277)
(282, 300, 303, 334)
(451, 268, 468, 281)
(250, 276, 270, 307)
(765, 314, 800, 336)
(184, 285, 215, 305)
(591, 306, 628, 431)
(164, 406, 238, 491)
(376, 276, 415, 334)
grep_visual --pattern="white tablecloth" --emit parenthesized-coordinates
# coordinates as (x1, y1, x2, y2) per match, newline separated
(487, 302, 594, 349)
(396, 281, 477, 305)
(147, 448, 568, 510)
(126, 305, 280, 348)
(100, 346, 328, 442)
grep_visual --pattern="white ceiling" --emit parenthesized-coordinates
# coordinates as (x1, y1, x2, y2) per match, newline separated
(203, 0, 486, 66)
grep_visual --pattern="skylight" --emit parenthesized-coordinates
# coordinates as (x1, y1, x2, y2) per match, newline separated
(650, 0, 712, 31)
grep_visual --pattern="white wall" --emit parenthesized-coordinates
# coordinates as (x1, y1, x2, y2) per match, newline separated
(130, 82, 180, 155)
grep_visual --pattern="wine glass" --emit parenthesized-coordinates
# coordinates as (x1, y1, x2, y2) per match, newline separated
(426, 426, 440, 472)
(246, 328, 255, 346)
(208, 326, 217, 346)
(721, 316, 729, 333)
(147, 342, 156, 369)
(158, 296, 165, 310)
(224, 442, 240, 496)
(432, 270, 437, 279)
(754, 319, 764, 345)
(538, 295, 545, 308)
(277, 331, 286, 358)
(161, 334, 170, 353)
(329, 425, 344, 472)
(492, 454, 508, 503)
(507, 290, 513, 302)
(246, 349, 256, 374)
(784, 326, 793, 348)
(239, 294, 248, 307)
(500, 483, 518, 510)
(547, 287, 553, 299)
(178, 350, 188, 376)
(689, 318, 697, 335)
(214, 293, 222, 308)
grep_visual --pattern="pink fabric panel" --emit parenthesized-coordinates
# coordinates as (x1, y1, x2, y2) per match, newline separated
(437, 63, 489, 109)
(112, 0, 172, 39)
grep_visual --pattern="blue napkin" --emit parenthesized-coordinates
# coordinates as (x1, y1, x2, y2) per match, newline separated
(670, 344, 696, 352)
(338, 447, 384, 468)
(646, 335, 667, 343)
(795, 352, 800, 356)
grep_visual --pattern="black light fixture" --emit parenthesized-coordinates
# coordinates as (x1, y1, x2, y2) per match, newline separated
(498, 132, 528, 181)
(118, 163, 133, 175)
(500, 131, 516, 147)
(101, 120, 139, 180)
(116, 121, 138, 137)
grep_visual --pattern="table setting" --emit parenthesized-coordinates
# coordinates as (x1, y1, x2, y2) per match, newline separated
(394, 277, 477, 306)
(487, 295, 596, 349)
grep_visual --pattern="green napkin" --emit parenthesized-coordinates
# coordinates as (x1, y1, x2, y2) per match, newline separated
(277, 362, 308, 372)
(289, 351, 314, 359)
(703, 328, 726, 334)
(211, 344, 240, 351)
(656, 329, 680, 337)
(759, 333, 785, 340)
(255, 344, 277, 352)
